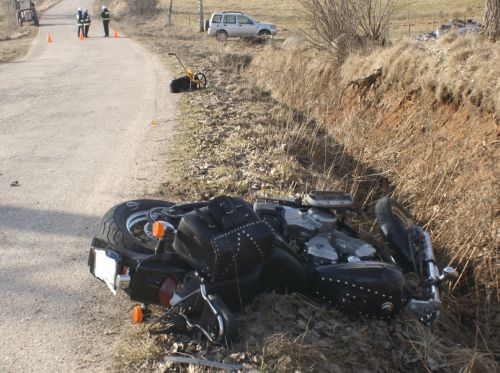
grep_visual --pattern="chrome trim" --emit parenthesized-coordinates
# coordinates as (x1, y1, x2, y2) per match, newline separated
(115, 274, 130, 289)
(125, 210, 156, 240)
(405, 227, 442, 322)
(200, 284, 225, 340)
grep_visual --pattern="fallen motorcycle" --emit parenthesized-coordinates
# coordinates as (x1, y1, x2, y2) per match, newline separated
(88, 192, 457, 343)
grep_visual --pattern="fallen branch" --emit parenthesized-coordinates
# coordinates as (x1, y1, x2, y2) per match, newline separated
(337, 67, 383, 108)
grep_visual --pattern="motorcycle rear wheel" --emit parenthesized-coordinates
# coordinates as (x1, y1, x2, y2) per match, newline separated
(97, 199, 175, 255)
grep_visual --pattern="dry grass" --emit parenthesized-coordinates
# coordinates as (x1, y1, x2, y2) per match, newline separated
(0, 1, 19, 39)
(341, 33, 499, 115)
(0, 1, 33, 63)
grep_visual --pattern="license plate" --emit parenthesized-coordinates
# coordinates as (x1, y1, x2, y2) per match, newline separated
(89, 247, 120, 295)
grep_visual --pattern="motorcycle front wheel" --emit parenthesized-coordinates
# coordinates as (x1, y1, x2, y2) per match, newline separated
(375, 197, 416, 271)
(97, 199, 175, 255)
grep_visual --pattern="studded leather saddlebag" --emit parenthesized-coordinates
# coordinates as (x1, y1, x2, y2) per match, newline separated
(173, 196, 275, 282)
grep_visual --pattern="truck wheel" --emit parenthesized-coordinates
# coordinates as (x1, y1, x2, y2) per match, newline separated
(215, 30, 228, 42)
(257, 30, 272, 44)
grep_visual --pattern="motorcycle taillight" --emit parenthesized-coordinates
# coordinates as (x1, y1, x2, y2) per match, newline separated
(159, 276, 178, 307)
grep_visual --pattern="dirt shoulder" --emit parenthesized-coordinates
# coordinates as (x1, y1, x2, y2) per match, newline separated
(0, 28, 36, 63)
(107, 8, 497, 372)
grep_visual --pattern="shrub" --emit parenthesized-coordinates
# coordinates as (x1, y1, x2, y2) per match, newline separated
(302, 0, 395, 62)
(127, 0, 158, 15)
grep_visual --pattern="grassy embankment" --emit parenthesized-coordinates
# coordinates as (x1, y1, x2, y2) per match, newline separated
(108, 0, 497, 371)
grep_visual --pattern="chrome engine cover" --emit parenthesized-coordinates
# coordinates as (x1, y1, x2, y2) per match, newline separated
(331, 229, 376, 258)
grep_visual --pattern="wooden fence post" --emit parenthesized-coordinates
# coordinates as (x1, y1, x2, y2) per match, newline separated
(199, 0, 205, 32)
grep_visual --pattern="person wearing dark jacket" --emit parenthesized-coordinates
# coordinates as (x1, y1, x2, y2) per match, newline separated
(100, 5, 110, 37)
(83, 9, 91, 37)
(76, 8, 83, 37)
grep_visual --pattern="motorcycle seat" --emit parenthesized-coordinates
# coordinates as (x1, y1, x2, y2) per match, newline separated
(173, 196, 275, 282)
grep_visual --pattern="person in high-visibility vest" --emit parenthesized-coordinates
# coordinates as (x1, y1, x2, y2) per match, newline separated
(83, 9, 91, 37)
(100, 5, 111, 37)
(76, 8, 84, 37)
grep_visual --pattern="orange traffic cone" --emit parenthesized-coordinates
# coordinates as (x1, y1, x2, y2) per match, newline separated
(113, 30, 119, 38)
(47, 33, 52, 43)
(79, 30, 84, 40)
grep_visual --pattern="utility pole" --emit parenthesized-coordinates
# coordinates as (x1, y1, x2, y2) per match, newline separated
(199, 0, 204, 32)
(167, 0, 173, 25)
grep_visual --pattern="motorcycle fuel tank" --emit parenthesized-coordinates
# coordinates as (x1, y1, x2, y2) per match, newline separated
(312, 261, 407, 319)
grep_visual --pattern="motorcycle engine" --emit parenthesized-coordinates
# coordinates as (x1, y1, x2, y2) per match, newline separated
(255, 203, 377, 264)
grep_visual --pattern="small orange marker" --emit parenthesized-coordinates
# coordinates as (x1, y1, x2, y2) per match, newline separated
(47, 33, 52, 43)
(113, 30, 119, 38)
(152, 221, 166, 239)
(79, 30, 84, 40)
(131, 306, 143, 323)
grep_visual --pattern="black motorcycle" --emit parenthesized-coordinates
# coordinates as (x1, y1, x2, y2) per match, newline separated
(88, 192, 457, 343)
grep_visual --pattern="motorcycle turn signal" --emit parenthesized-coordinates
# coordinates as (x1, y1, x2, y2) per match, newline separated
(152, 221, 176, 255)
(152, 221, 166, 239)
(132, 305, 144, 323)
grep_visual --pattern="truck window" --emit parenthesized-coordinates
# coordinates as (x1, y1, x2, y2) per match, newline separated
(223, 15, 236, 24)
(237, 16, 253, 25)
(211, 14, 222, 23)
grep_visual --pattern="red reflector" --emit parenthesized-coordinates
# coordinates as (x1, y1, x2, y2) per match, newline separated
(159, 277, 178, 307)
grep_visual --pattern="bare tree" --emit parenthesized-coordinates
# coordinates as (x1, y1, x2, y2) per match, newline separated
(357, 0, 395, 45)
(302, 0, 395, 62)
(483, 0, 500, 40)
(302, 0, 359, 52)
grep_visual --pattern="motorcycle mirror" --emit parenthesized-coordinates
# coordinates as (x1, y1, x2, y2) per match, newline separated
(438, 266, 459, 282)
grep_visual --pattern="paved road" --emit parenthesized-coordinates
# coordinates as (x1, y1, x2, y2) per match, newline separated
(0, 1, 178, 371)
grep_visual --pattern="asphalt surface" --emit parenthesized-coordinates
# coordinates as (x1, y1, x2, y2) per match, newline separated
(0, 0, 178, 371)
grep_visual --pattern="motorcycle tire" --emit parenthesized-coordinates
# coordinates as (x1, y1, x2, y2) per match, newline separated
(375, 197, 416, 271)
(97, 199, 175, 256)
